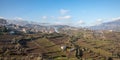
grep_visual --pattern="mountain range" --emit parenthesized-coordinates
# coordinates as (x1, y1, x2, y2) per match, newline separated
(90, 19, 120, 32)
(1, 18, 120, 32)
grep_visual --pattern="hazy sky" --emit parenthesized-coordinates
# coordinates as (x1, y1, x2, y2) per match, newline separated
(0, 0, 120, 26)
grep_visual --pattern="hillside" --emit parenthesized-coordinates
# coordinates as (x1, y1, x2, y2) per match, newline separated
(0, 18, 120, 60)
(1, 28, 120, 60)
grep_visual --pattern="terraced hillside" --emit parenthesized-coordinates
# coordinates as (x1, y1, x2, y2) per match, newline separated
(0, 29, 120, 60)
(0, 33, 74, 60)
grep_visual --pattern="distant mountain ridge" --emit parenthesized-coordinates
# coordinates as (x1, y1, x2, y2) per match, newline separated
(0, 18, 75, 33)
(2, 18, 120, 32)
(90, 19, 120, 31)
(0, 19, 7, 25)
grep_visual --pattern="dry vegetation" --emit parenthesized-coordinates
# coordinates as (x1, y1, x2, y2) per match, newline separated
(0, 28, 120, 60)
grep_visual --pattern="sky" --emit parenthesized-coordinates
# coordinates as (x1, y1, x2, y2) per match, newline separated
(0, 0, 120, 27)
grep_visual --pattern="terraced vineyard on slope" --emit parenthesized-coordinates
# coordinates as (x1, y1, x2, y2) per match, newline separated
(0, 29, 120, 60)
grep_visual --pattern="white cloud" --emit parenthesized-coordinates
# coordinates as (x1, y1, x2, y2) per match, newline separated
(73, 20, 85, 27)
(58, 15, 71, 20)
(42, 16, 47, 19)
(53, 22, 63, 25)
(51, 16, 55, 19)
(111, 17, 120, 21)
(96, 19, 103, 23)
(96, 19, 103, 24)
(93, 19, 103, 25)
(60, 9, 69, 15)
(14, 17, 24, 20)
(77, 20, 85, 24)
(0, 16, 4, 19)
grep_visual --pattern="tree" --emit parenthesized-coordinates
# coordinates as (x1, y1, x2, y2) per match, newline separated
(3, 26, 8, 32)
(107, 57, 113, 60)
(75, 45, 83, 59)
